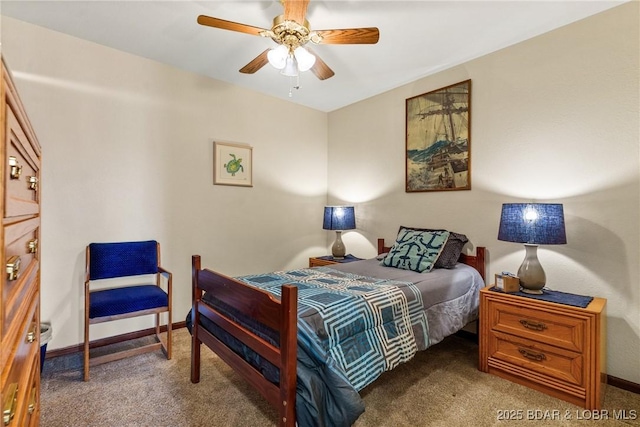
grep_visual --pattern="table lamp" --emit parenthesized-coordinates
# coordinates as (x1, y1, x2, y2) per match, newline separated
(498, 203, 567, 294)
(323, 206, 356, 259)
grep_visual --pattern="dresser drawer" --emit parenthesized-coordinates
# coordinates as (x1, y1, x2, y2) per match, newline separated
(22, 355, 41, 427)
(488, 300, 585, 352)
(489, 330, 583, 386)
(5, 104, 40, 219)
(2, 299, 39, 427)
(2, 219, 39, 337)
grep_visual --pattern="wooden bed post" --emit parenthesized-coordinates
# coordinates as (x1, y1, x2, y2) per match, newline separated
(475, 247, 486, 283)
(279, 285, 298, 426)
(191, 255, 202, 384)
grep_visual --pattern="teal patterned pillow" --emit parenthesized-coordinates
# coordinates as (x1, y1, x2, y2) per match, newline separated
(381, 229, 450, 273)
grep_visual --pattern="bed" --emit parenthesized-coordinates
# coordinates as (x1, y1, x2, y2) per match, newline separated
(188, 233, 486, 427)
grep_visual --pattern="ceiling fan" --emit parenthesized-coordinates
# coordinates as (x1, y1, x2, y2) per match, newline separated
(197, 0, 380, 81)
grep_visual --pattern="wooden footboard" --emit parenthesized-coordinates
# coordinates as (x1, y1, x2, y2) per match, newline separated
(191, 255, 297, 426)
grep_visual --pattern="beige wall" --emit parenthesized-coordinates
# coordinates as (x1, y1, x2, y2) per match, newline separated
(2, 2, 639, 385)
(328, 2, 639, 383)
(1, 17, 329, 350)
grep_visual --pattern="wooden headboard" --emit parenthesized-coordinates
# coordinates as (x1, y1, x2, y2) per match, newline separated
(377, 238, 486, 281)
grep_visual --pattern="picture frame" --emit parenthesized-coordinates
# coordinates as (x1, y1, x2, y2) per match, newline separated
(213, 141, 253, 187)
(405, 80, 471, 192)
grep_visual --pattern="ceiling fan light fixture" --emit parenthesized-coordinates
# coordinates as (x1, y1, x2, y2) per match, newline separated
(281, 54, 299, 77)
(197, 0, 380, 84)
(267, 45, 288, 70)
(294, 46, 316, 72)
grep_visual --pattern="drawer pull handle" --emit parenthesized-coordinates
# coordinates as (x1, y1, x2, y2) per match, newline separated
(2, 383, 18, 426)
(519, 319, 547, 331)
(27, 323, 38, 343)
(8, 156, 22, 179)
(27, 386, 37, 415)
(518, 348, 547, 362)
(28, 176, 38, 191)
(28, 239, 38, 254)
(6, 256, 21, 281)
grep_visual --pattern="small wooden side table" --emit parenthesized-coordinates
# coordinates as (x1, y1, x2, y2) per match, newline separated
(309, 254, 363, 267)
(479, 286, 606, 409)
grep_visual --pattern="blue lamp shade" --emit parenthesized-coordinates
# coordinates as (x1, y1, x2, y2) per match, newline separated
(323, 206, 356, 231)
(498, 203, 566, 295)
(498, 203, 567, 245)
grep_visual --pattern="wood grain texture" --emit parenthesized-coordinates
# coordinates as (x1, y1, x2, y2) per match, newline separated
(283, 0, 309, 25)
(239, 49, 270, 74)
(191, 255, 298, 426)
(197, 15, 266, 36)
(1, 56, 43, 427)
(479, 287, 607, 409)
(308, 50, 335, 80)
(315, 27, 380, 44)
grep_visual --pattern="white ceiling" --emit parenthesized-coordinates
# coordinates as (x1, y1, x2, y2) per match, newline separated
(1, 1, 626, 112)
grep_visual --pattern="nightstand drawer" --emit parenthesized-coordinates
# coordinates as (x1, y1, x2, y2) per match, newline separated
(5, 106, 41, 219)
(489, 331, 583, 386)
(489, 300, 585, 352)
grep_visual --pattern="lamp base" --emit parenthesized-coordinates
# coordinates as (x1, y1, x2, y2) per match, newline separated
(331, 231, 346, 259)
(517, 244, 546, 294)
(520, 288, 544, 295)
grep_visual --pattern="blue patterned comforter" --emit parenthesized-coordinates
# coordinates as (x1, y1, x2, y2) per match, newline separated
(240, 267, 430, 391)
(188, 267, 432, 427)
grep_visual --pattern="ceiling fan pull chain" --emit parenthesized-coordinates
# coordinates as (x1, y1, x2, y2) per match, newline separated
(288, 75, 301, 98)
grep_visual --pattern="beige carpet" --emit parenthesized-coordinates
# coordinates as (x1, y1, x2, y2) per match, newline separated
(41, 328, 639, 426)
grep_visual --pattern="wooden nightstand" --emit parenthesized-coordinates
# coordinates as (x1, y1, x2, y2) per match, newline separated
(479, 286, 606, 409)
(309, 254, 363, 267)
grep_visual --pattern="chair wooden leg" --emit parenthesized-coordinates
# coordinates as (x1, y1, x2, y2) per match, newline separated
(166, 311, 172, 360)
(84, 318, 90, 381)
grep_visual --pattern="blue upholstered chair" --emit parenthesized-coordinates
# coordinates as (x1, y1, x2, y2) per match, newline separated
(83, 240, 172, 381)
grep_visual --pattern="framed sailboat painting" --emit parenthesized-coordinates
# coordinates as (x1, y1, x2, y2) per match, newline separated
(405, 80, 471, 192)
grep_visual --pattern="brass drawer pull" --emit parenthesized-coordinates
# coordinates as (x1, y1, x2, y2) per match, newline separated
(519, 319, 547, 331)
(2, 383, 18, 426)
(6, 256, 21, 281)
(28, 239, 38, 254)
(27, 386, 37, 415)
(8, 156, 22, 180)
(26, 323, 38, 343)
(28, 176, 38, 191)
(518, 348, 547, 362)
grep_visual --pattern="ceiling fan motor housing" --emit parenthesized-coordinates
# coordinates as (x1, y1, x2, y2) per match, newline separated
(262, 15, 316, 51)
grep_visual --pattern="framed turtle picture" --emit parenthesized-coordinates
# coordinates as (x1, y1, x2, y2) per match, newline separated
(214, 141, 253, 187)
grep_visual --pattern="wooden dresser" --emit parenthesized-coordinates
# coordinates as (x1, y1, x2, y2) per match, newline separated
(1, 57, 42, 427)
(479, 287, 606, 409)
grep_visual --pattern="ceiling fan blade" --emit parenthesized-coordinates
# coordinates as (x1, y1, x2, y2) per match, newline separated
(197, 15, 267, 36)
(239, 49, 271, 74)
(314, 27, 380, 44)
(307, 49, 334, 80)
(283, 0, 309, 24)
